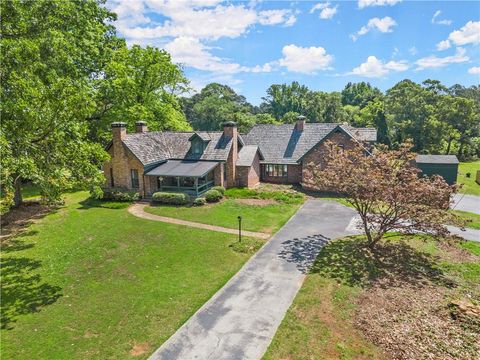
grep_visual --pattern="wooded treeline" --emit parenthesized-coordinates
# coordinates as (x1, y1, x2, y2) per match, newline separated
(1, 0, 479, 212)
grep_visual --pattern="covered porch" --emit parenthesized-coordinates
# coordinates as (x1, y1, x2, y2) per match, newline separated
(145, 160, 218, 196)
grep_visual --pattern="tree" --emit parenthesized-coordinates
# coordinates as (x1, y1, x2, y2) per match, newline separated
(1, 0, 115, 209)
(89, 45, 190, 144)
(341, 82, 383, 108)
(304, 141, 461, 249)
(261, 81, 310, 120)
(182, 83, 253, 130)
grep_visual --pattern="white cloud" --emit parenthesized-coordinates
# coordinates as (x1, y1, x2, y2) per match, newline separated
(436, 21, 480, 51)
(415, 47, 469, 70)
(277, 44, 333, 73)
(310, 2, 338, 20)
(436, 40, 451, 51)
(258, 9, 297, 26)
(358, 0, 401, 9)
(431, 10, 452, 26)
(468, 66, 480, 75)
(448, 21, 480, 46)
(349, 56, 408, 77)
(351, 16, 397, 41)
(409, 46, 418, 55)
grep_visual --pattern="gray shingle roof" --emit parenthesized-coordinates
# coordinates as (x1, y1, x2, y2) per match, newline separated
(415, 155, 459, 164)
(123, 131, 233, 165)
(243, 123, 376, 164)
(236, 145, 259, 166)
(145, 160, 218, 177)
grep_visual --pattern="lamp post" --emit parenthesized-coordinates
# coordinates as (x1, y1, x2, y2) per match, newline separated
(237, 215, 242, 243)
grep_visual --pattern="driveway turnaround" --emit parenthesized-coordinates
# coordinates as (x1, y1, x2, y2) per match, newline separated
(452, 194, 480, 215)
(149, 200, 358, 360)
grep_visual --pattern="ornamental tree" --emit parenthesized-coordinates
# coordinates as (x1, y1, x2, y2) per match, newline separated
(304, 141, 462, 248)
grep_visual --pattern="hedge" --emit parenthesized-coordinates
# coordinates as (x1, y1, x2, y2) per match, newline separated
(152, 192, 190, 205)
(102, 188, 140, 202)
(210, 186, 225, 195)
(204, 189, 223, 203)
(193, 197, 207, 206)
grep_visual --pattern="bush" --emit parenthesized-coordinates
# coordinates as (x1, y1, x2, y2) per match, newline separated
(193, 197, 207, 206)
(102, 188, 140, 202)
(210, 186, 225, 195)
(152, 192, 190, 205)
(204, 189, 223, 203)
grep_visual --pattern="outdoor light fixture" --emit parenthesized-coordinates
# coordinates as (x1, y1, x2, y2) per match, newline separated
(237, 215, 242, 242)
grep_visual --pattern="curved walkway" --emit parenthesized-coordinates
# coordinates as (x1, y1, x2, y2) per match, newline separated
(148, 200, 359, 360)
(128, 203, 270, 239)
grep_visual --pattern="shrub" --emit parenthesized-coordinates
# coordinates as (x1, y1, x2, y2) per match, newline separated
(210, 186, 225, 195)
(152, 192, 190, 205)
(204, 189, 222, 203)
(102, 188, 140, 202)
(193, 197, 207, 206)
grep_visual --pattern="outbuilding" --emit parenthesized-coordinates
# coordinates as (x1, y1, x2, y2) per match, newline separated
(414, 155, 459, 185)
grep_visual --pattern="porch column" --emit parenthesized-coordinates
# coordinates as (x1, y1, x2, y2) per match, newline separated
(176, 177, 180, 191)
(195, 178, 199, 197)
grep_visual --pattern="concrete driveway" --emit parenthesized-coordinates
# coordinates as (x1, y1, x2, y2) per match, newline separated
(149, 200, 358, 360)
(452, 194, 480, 215)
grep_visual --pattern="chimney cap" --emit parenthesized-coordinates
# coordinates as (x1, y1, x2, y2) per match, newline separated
(135, 121, 147, 125)
(223, 121, 237, 127)
(297, 115, 306, 121)
(111, 122, 127, 128)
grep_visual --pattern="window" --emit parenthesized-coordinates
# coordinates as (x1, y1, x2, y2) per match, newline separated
(110, 168, 114, 187)
(131, 169, 139, 188)
(264, 164, 288, 177)
(192, 139, 203, 155)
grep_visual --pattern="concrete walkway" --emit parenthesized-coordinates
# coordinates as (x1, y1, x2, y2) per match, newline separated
(148, 200, 358, 360)
(128, 203, 270, 239)
(452, 193, 480, 215)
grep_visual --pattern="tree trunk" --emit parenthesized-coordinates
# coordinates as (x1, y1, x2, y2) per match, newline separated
(13, 177, 23, 207)
(445, 138, 453, 155)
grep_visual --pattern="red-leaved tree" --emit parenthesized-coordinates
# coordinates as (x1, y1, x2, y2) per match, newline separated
(304, 142, 463, 248)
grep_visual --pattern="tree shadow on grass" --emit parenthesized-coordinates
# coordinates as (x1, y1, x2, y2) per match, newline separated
(78, 197, 131, 210)
(309, 236, 455, 289)
(1, 235, 62, 330)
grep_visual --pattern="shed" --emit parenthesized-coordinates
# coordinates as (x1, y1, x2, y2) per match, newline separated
(414, 155, 459, 185)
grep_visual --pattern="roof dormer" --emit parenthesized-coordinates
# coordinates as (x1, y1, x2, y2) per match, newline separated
(189, 132, 210, 155)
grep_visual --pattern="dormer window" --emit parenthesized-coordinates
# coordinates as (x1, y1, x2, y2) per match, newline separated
(192, 139, 203, 155)
(189, 132, 210, 156)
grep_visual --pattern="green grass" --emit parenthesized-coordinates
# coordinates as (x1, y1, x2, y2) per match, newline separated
(458, 161, 480, 196)
(1, 192, 258, 359)
(20, 183, 41, 200)
(145, 198, 302, 233)
(224, 187, 305, 204)
(263, 235, 480, 360)
(451, 210, 480, 229)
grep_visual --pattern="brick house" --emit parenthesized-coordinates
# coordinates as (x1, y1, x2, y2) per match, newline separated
(103, 116, 376, 197)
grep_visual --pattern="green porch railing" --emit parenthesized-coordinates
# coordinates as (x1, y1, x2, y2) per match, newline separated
(159, 180, 214, 196)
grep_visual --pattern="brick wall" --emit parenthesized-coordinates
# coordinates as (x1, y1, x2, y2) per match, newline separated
(301, 130, 354, 190)
(213, 163, 224, 187)
(236, 152, 260, 188)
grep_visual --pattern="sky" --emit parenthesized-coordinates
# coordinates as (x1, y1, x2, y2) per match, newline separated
(107, 0, 480, 105)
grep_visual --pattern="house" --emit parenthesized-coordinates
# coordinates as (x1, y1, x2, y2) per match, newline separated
(103, 116, 377, 197)
(414, 155, 459, 185)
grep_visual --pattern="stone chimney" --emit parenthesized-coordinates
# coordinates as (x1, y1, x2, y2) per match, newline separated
(296, 115, 306, 131)
(223, 121, 238, 188)
(111, 122, 127, 142)
(135, 121, 148, 133)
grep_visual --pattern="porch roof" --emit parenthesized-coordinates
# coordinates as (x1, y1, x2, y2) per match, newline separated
(145, 160, 218, 178)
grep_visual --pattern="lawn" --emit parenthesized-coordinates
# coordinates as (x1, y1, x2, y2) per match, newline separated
(264, 235, 480, 360)
(1, 192, 260, 359)
(144, 190, 304, 233)
(458, 161, 480, 196)
(452, 210, 480, 230)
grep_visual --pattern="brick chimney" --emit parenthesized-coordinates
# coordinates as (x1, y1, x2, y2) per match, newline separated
(110, 122, 127, 188)
(135, 121, 148, 133)
(296, 115, 306, 131)
(223, 121, 238, 188)
(111, 122, 127, 142)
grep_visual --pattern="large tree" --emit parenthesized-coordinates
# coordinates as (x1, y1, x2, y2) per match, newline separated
(341, 81, 383, 108)
(89, 45, 190, 144)
(304, 142, 461, 248)
(182, 83, 253, 131)
(1, 0, 119, 209)
(260, 81, 310, 120)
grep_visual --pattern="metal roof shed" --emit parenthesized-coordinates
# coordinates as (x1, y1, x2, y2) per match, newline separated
(414, 155, 459, 185)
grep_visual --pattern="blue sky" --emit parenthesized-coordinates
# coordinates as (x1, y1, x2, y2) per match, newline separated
(108, 0, 480, 104)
